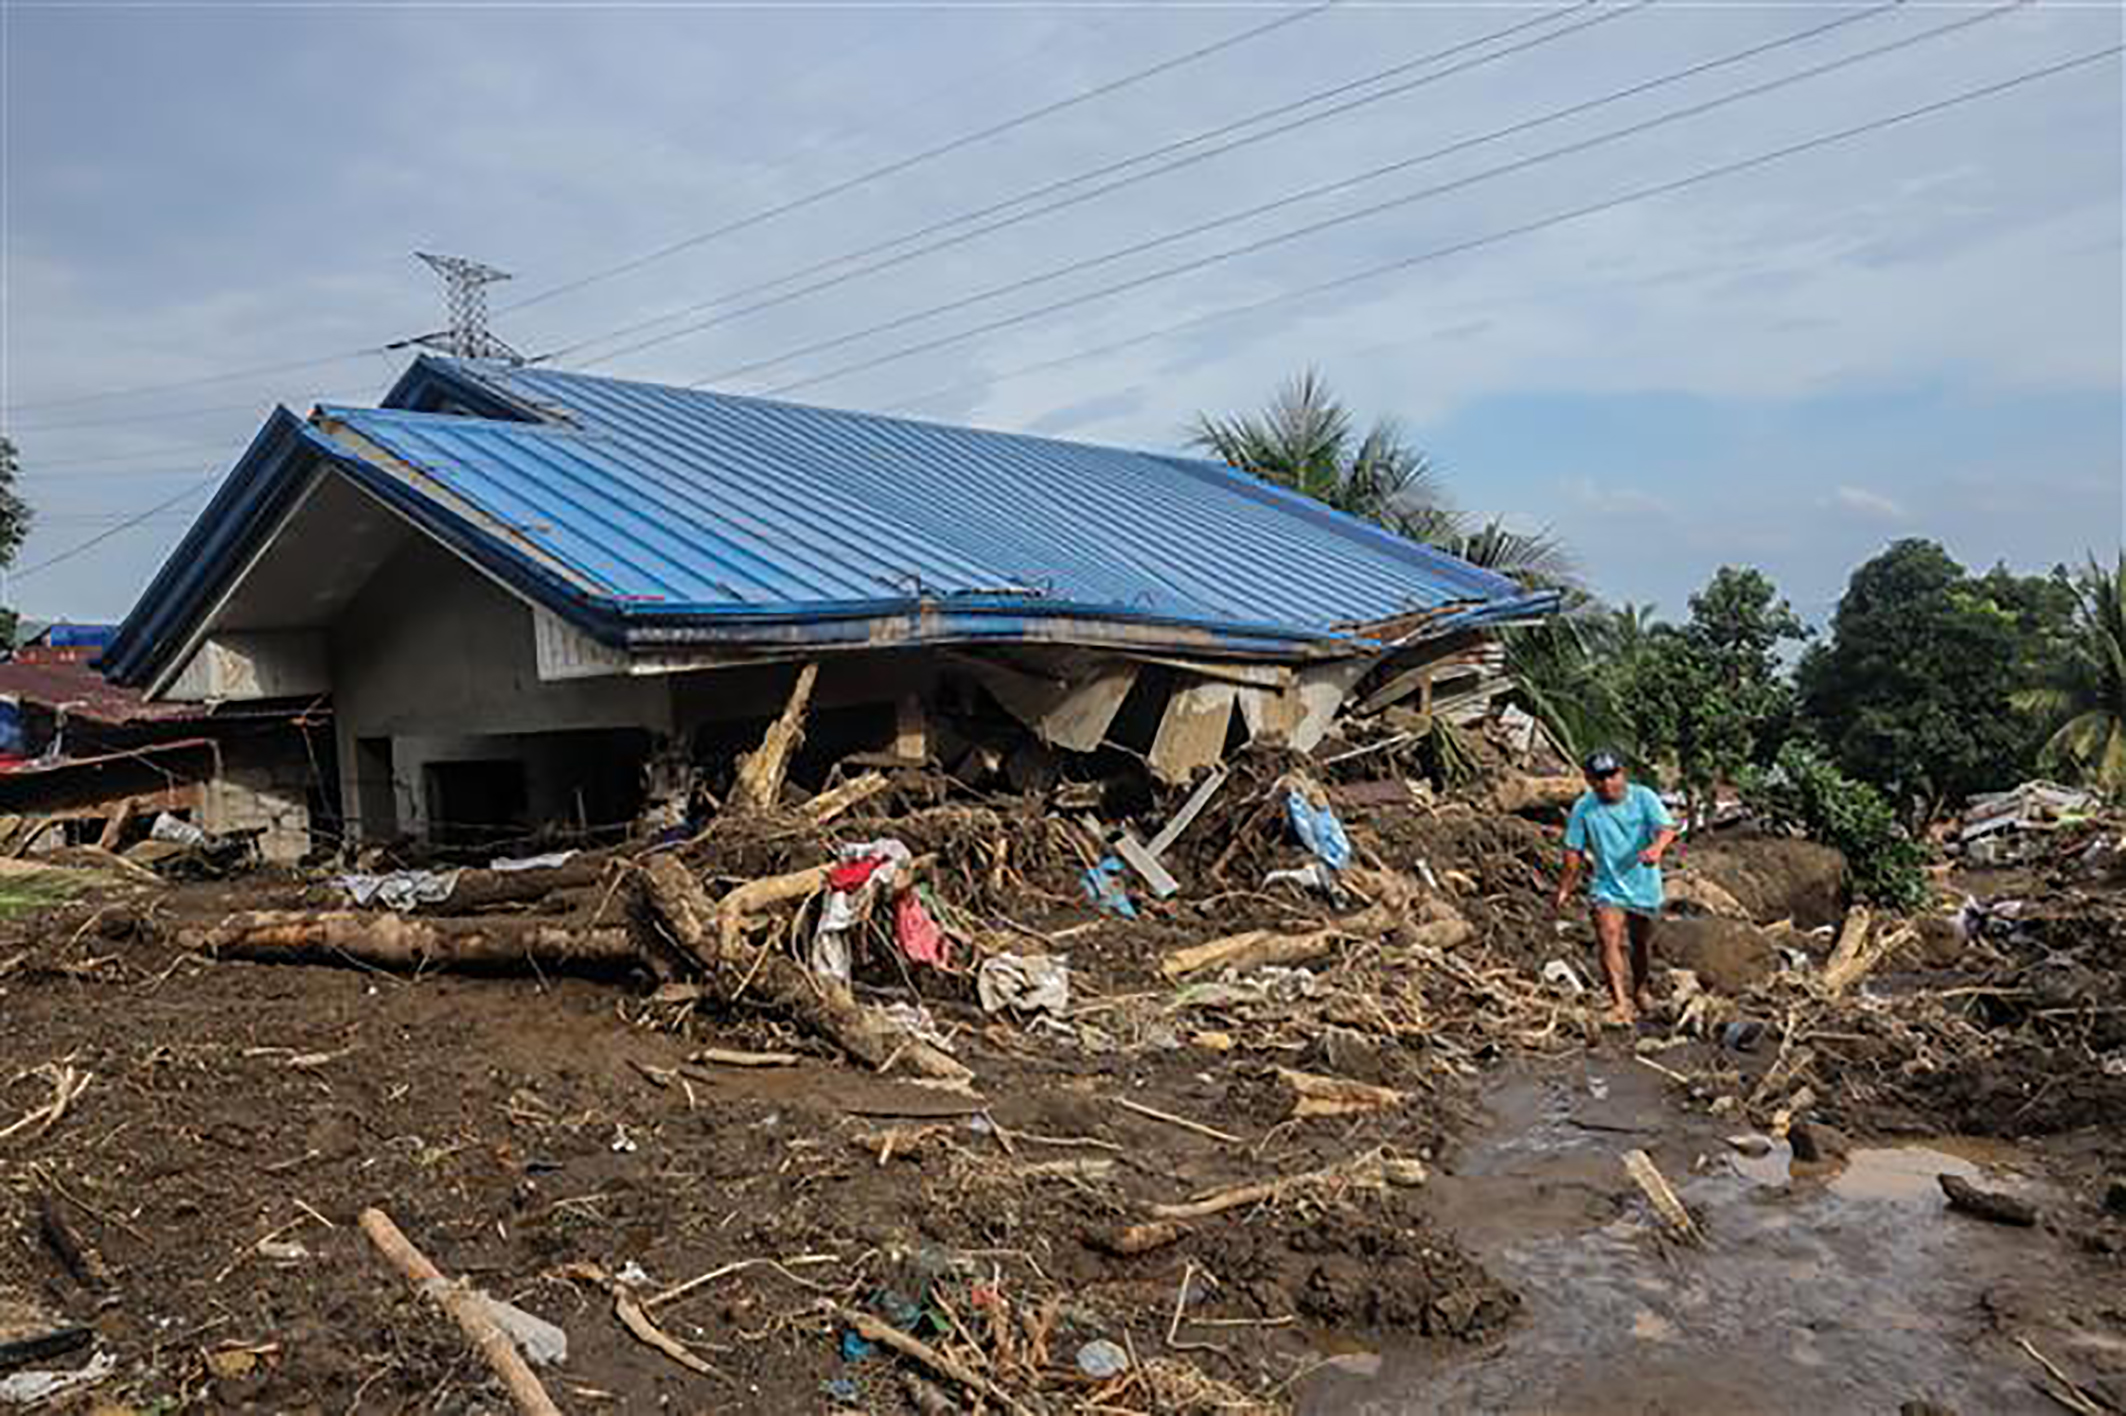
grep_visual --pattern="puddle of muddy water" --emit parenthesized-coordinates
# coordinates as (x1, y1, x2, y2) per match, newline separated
(1304, 1059, 2057, 1415)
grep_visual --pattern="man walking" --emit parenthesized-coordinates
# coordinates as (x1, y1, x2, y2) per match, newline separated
(1554, 750, 1678, 1026)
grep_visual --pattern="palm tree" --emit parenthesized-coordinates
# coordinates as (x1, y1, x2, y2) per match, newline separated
(1190, 370, 1452, 534)
(2018, 552, 2126, 793)
(1192, 372, 1582, 588)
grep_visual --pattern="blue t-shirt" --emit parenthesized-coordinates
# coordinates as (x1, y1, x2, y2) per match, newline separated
(1565, 784, 1674, 913)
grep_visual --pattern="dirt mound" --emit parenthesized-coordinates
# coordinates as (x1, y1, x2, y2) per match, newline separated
(1681, 834, 1846, 927)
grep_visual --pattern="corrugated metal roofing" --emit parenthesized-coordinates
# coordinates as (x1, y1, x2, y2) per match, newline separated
(337, 359, 1539, 640)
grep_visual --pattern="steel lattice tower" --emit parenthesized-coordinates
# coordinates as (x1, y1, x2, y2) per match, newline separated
(414, 252, 521, 362)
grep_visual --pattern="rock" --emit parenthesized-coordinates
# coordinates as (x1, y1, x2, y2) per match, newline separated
(1787, 1121, 1850, 1165)
(1725, 1134, 1773, 1158)
(470, 1294, 569, 1367)
(2104, 1176, 2126, 1217)
(1900, 1401, 1958, 1416)
(1938, 1174, 2037, 1227)
(1076, 1338, 1130, 1380)
(1320, 1026, 1384, 1079)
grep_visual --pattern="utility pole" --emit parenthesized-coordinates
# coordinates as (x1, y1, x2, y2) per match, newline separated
(410, 252, 522, 362)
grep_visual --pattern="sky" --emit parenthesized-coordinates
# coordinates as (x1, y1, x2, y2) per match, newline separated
(2, 0, 2120, 630)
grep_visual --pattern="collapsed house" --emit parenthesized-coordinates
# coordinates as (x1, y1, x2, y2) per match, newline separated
(98, 357, 1554, 845)
(0, 636, 326, 862)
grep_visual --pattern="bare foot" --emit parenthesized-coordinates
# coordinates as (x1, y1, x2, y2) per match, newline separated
(1635, 986, 1658, 1016)
(1603, 1001, 1638, 1028)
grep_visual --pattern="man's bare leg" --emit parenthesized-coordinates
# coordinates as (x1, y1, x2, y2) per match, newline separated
(1593, 906, 1635, 1024)
(1628, 912, 1657, 1016)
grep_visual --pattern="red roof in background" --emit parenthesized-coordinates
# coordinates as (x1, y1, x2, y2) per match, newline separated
(0, 652, 202, 725)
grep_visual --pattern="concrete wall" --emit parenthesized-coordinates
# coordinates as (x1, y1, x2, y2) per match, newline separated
(329, 537, 674, 840)
(206, 749, 316, 864)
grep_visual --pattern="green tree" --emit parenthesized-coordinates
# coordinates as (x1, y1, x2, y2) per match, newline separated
(0, 436, 28, 646)
(1746, 742, 1930, 910)
(2017, 552, 2126, 793)
(1799, 540, 2069, 822)
(1632, 567, 1806, 824)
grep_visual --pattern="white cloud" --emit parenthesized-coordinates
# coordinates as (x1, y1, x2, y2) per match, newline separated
(1828, 485, 1909, 522)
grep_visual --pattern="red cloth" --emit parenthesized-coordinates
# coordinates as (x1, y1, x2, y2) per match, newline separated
(894, 891, 949, 968)
(828, 856, 887, 892)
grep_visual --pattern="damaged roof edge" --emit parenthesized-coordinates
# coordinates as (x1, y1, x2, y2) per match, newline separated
(99, 409, 336, 687)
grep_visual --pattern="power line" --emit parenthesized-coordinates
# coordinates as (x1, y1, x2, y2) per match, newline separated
(700, 0, 1921, 389)
(743, 2, 2029, 400)
(19, 439, 253, 472)
(498, 1, 1340, 319)
(882, 44, 2121, 420)
(545, 1, 1619, 368)
(8, 385, 376, 437)
(11, 477, 220, 581)
(0, 350, 386, 417)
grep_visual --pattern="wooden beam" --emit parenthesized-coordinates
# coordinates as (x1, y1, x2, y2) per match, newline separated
(1148, 680, 1236, 784)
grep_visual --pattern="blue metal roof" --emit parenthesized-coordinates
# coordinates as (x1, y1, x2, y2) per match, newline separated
(104, 358, 1551, 684)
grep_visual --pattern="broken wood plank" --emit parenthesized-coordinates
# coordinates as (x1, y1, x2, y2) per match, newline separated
(800, 772, 889, 826)
(182, 912, 637, 969)
(973, 657, 1138, 753)
(1148, 679, 1238, 785)
(1821, 916, 1914, 998)
(1084, 1220, 1188, 1257)
(732, 662, 818, 812)
(1622, 1149, 1701, 1244)
(1145, 766, 1229, 859)
(1160, 927, 1336, 981)
(359, 1208, 562, 1416)
(1113, 830, 1180, 900)
(1288, 658, 1373, 753)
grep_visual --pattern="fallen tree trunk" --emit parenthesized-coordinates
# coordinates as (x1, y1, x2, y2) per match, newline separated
(640, 855, 969, 1084)
(1489, 773, 1584, 816)
(184, 911, 637, 968)
(1160, 927, 1337, 981)
(436, 858, 612, 912)
(732, 663, 818, 813)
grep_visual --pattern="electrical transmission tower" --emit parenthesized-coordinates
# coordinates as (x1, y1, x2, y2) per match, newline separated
(412, 252, 522, 362)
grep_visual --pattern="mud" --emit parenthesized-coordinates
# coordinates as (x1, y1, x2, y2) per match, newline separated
(1306, 1055, 2126, 1415)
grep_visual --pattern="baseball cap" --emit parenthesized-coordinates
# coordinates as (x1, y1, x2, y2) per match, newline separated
(1582, 749, 1623, 778)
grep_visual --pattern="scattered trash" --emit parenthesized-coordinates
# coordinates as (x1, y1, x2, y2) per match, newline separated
(1540, 960, 1586, 995)
(1081, 857, 1137, 918)
(0, 1349, 117, 1402)
(811, 838, 916, 983)
(150, 812, 207, 847)
(880, 1002, 955, 1055)
(471, 1295, 570, 1368)
(824, 1375, 863, 1404)
(610, 1124, 638, 1154)
(615, 1261, 651, 1286)
(1264, 861, 1344, 901)
(255, 1239, 310, 1263)
(489, 849, 579, 873)
(1285, 780, 1352, 872)
(976, 953, 1071, 1017)
(333, 868, 462, 912)
(893, 891, 949, 967)
(840, 1330, 877, 1362)
(1075, 1338, 1130, 1380)
(1717, 1020, 1767, 1053)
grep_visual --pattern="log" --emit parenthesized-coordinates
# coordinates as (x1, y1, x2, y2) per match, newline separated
(1276, 1067, 1405, 1120)
(440, 858, 610, 911)
(1160, 927, 1336, 981)
(359, 1208, 562, 1416)
(733, 663, 818, 812)
(1821, 920, 1914, 998)
(183, 912, 637, 969)
(640, 856, 969, 1084)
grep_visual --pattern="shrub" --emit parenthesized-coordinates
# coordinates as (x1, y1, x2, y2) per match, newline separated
(1745, 743, 1930, 911)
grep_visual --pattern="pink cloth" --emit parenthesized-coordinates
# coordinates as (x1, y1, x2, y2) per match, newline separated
(894, 891, 949, 967)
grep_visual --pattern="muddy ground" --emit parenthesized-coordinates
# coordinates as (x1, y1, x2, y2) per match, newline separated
(0, 789, 2119, 1414)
